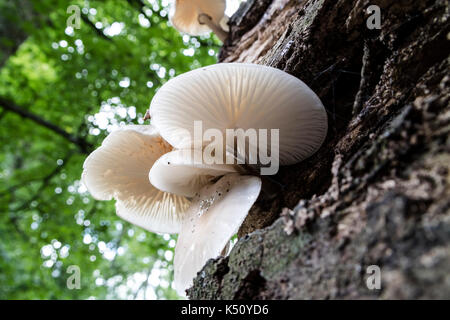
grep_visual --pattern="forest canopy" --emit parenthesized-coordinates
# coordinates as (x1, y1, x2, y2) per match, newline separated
(0, 0, 242, 299)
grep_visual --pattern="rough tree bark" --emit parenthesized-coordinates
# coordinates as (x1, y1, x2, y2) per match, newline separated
(188, 0, 450, 299)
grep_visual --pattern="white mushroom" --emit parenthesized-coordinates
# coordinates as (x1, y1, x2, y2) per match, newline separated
(149, 148, 239, 198)
(81, 125, 190, 234)
(173, 173, 262, 293)
(149, 63, 328, 170)
(83, 64, 329, 294)
(170, 0, 229, 42)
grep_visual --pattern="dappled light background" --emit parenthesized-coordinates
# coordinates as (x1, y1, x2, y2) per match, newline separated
(0, 0, 244, 299)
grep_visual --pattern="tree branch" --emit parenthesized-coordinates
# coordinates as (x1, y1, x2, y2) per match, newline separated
(81, 14, 113, 42)
(12, 153, 73, 212)
(0, 97, 92, 154)
(126, 0, 152, 20)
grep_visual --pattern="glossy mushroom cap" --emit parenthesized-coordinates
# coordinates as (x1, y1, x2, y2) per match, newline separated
(173, 173, 262, 293)
(81, 125, 190, 234)
(170, 0, 226, 36)
(149, 63, 328, 167)
(149, 148, 239, 198)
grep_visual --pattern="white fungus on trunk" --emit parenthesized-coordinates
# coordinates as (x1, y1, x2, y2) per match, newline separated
(173, 173, 262, 293)
(82, 62, 329, 295)
(149, 63, 328, 167)
(170, 0, 229, 41)
(81, 125, 190, 234)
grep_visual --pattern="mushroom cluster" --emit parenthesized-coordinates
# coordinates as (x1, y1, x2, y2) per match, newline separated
(82, 63, 327, 294)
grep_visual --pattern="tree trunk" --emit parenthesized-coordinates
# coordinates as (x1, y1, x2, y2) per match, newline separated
(187, 0, 450, 299)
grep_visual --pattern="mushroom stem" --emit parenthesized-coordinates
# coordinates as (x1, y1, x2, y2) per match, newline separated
(197, 13, 228, 42)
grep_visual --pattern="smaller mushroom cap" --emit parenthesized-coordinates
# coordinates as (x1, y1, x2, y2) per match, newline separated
(149, 148, 239, 198)
(174, 173, 262, 293)
(82, 125, 190, 234)
(170, 0, 226, 35)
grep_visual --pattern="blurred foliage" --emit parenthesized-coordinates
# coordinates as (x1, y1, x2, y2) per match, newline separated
(0, 0, 220, 299)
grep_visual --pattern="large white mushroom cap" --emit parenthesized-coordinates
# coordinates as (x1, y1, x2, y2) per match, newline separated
(170, 0, 226, 35)
(149, 63, 328, 167)
(81, 125, 190, 234)
(173, 173, 262, 293)
(149, 148, 239, 198)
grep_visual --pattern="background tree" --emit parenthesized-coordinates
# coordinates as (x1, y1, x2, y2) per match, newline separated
(0, 0, 231, 299)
